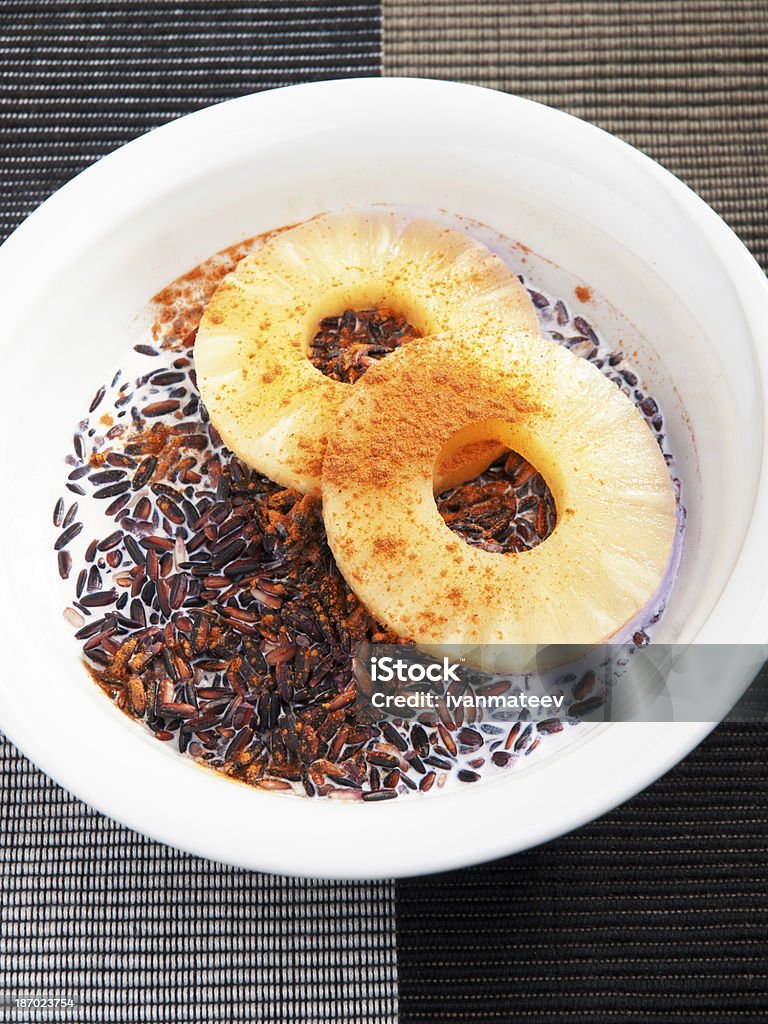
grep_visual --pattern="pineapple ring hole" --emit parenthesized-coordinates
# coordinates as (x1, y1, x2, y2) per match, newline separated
(309, 306, 423, 384)
(434, 426, 557, 555)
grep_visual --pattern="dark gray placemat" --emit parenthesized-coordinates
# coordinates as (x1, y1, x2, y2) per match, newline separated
(384, 2, 768, 1020)
(0, 734, 397, 1024)
(397, 723, 768, 1023)
(0, 0, 380, 242)
(383, 0, 768, 268)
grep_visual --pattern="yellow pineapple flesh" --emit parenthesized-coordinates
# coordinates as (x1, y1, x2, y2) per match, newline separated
(322, 333, 678, 649)
(194, 211, 541, 494)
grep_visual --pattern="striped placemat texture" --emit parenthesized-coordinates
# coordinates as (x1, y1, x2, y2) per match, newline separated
(2, 1, 768, 1021)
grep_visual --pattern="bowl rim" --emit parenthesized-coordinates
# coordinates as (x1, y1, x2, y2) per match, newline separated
(0, 76, 766, 879)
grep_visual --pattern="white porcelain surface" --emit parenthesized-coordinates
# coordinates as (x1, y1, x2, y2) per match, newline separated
(0, 78, 766, 878)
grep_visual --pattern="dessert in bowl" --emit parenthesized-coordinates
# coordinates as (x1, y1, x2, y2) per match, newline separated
(51, 209, 680, 799)
(0, 79, 766, 877)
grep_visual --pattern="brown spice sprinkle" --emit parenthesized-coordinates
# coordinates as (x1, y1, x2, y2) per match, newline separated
(149, 223, 304, 348)
(322, 346, 541, 493)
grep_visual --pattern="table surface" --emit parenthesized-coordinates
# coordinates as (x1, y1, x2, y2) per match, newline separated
(1, 2, 767, 1022)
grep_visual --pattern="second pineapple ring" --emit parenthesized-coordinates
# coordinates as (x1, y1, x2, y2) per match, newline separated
(193, 211, 541, 495)
(322, 333, 678, 651)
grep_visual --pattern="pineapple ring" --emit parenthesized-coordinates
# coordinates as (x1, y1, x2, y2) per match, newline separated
(194, 211, 541, 495)
(322, 334, 678, 649)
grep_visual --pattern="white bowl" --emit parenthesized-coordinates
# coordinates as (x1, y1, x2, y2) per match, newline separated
(1, 78, 767, 878)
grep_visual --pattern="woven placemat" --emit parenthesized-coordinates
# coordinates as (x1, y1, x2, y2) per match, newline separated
(3, 1, 768, 1021)
(0, 739, 397, 1024)
(0, 0, 379, 243)
(396, 724, 768, 1023)
(384, 0, 768, 269)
